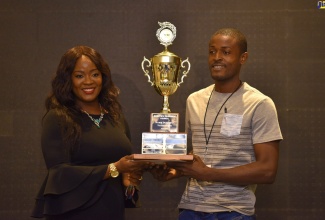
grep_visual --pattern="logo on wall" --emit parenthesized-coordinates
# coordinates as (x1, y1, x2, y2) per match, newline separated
(317, 1, 325, 9)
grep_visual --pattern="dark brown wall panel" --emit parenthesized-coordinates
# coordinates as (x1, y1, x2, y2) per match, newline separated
(0, 1, 324, 219)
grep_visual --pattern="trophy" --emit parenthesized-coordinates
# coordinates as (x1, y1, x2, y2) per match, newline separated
(141, 21, 191, 113)
(134, 22, 193, 162)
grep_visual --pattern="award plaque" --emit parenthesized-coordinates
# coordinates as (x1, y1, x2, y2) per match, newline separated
(134, 22, 193, 162)
(141, 133, 187, 155)
(150, 113, 179, 133)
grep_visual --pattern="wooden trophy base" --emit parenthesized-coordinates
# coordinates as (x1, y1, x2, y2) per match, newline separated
(133, 154, 193, 163)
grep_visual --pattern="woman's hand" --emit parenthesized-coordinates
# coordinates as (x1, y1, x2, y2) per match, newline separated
(123, 171, 143, 187)
(104, 155, 154, 180)
(115, 155, 154, 174)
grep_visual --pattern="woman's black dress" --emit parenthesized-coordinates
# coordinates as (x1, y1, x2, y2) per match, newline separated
(31, 110, 132, 220)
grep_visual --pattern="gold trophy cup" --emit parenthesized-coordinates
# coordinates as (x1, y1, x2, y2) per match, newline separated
(141, 22, 190, 113)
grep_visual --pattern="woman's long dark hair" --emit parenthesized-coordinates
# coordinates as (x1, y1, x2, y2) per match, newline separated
(44, 46, 122, 153)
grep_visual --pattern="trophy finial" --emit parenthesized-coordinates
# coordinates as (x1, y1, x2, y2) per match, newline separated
(156, 21, 177, 48)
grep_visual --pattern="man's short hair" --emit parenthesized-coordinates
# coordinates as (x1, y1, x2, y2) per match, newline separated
(212, 28, 247, 54)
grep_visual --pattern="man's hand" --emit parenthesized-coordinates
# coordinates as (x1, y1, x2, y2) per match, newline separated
(149, 164, 181, 182)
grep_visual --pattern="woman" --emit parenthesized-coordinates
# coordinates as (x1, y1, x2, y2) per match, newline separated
(32, 46, 151, 220)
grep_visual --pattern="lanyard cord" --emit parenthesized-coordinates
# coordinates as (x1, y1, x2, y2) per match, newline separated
(203, 81, 243, 151)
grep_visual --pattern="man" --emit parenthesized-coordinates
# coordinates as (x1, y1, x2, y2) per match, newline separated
(150, 28, 283, 220)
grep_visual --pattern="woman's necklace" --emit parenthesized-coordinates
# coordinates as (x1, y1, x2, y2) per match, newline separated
(203, 81, 242, 160)
(81, 104, 104, 128)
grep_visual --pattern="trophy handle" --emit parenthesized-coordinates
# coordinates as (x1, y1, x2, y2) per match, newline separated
(141, 56, 154, 86)
(177, 58, 191, 86)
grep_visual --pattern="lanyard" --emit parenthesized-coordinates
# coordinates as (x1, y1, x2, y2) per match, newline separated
(203, 81, 242, 159)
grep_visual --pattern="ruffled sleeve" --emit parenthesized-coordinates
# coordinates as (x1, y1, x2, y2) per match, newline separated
(32, 164, 109, 216)
(31, 110, 111, 217)
(44, 164, 108, 213)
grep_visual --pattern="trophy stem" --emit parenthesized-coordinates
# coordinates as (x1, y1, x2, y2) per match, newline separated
(161, 95, 170, 113)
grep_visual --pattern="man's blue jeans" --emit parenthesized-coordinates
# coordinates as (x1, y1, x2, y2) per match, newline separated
(178, 209, 257, 220)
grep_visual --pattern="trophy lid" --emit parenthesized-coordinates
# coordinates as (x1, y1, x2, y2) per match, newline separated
(155, 50, 177, 57)
(153, 50, 180, 63)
